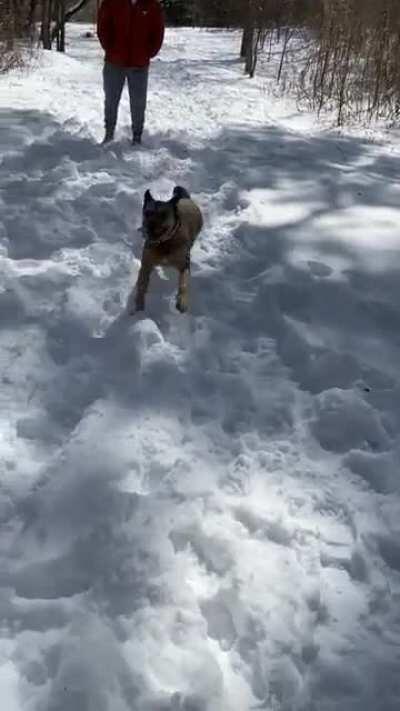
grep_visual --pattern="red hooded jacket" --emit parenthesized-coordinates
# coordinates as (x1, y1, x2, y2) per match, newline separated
(97, 0, 165, 68)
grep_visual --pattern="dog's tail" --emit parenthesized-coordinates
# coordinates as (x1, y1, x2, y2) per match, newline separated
(172, 186, 191, 201)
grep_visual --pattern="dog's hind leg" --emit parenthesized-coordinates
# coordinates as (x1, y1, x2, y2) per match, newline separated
(176, 269, 189, 313)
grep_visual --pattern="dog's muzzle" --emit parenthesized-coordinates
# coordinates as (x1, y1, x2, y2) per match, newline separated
(138, 225, 159, 246)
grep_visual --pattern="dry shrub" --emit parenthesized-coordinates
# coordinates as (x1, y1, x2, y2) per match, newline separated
(195, 0, 400, 125)
(0, 0, 36, 72)
(300, 0, 400, 124)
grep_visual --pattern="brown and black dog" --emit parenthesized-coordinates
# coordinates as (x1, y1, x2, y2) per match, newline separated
(130, 186, 203, 314)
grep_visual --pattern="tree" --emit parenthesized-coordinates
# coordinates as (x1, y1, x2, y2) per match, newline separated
(41, 0, 53, 49)
(40, 0, 91, 51)
(299, 0, 400, 125)
(163, 0, 196, 26)
(0, 0, 37, 70)
(194, 0, 400, 123)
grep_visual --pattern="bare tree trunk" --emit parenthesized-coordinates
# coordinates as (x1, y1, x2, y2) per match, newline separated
(51, 0, 91, 47)
(277, 27, 293, 84)
(4, 0, 14, 50)
(244, 27, 255, 75)
(55, 0, 66, 51)
(59, 8, 65, 52)
(240, 25, 252, 59)
(337, 29, 353, 126)
(41, 0, 53, 50)
(64, 0, 91, 23)
(28, 0, 38, 38)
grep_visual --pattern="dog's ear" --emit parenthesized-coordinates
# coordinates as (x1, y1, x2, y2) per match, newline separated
(172, 186, 190, 202)
(143, 189, 155, 208)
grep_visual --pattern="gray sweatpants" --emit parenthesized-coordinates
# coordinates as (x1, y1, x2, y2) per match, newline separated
(103, 62, 149, 137)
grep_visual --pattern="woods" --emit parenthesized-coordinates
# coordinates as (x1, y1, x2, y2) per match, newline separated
(40, 0, 92, 51)
(198, 0, 400, 125)
(2, 0, 400, 125)
(0, 0, 92, 64)
(0, 0, 36, 70)
(302, 0, 400, 124)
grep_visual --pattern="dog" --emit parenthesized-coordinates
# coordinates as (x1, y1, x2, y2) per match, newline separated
(131, 186, 203, 314)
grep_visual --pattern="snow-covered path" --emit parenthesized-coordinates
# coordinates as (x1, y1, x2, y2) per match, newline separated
(1, 27, 400, 711)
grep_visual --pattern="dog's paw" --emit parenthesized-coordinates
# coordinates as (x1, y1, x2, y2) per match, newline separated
(127, 299, 144, 315)
(176, 296, 188, 314)
(126, 289, 142, 315)
(132, 292, 145, 313)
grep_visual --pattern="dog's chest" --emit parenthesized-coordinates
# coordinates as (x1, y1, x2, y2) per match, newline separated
(151, 237, 187, 266)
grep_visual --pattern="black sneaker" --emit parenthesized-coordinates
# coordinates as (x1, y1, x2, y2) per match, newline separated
(132, 134, 142, 146)
(101, 130, 114, 145)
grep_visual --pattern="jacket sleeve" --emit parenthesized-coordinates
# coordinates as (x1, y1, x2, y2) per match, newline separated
(149, 1, 165, 58)
(97, 0, 113, 52)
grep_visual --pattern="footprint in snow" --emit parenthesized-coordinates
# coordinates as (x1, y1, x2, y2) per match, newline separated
(307, 260, 333, 278)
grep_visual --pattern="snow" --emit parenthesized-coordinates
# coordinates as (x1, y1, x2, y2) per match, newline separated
(1, 24, 400, 711)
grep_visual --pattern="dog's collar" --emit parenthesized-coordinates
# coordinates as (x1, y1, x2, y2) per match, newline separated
(144, 218, 181, 247)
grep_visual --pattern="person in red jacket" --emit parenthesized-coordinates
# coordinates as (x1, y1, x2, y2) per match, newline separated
(97, 0, 165, 145)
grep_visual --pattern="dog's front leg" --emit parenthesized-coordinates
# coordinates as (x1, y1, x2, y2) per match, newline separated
(176, 267, 190, 313)
(131, 250, 153, 313)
